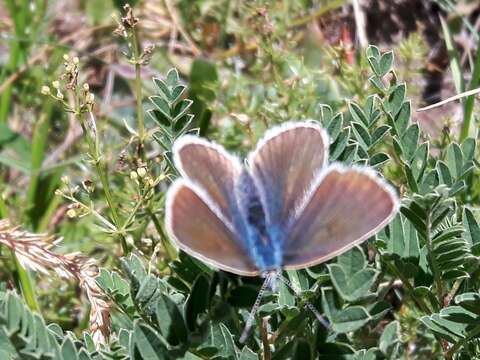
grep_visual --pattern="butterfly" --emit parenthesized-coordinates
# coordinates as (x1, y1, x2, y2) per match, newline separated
(165, 121, 399, 338)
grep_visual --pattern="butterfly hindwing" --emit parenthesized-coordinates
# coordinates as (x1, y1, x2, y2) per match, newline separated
(283, 164, 399, 269)
(166, 180, 259, 276)
(248, 121, 329, 228)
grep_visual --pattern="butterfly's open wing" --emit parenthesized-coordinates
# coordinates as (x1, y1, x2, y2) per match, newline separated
(247, 121, 329, 227)
(166, 180, 259, 276)
(173, 135, 242, 225)
(283, 164, 399, 269)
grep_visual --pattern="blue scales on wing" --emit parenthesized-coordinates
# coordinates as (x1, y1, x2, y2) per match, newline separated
(235, 169, 282, 271)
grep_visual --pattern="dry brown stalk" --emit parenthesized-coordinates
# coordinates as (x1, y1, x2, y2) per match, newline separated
(0, 219, 110, 347)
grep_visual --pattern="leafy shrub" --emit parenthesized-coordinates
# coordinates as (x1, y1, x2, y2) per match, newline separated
(1, 3, 480, 358)
(1, 43, 479, 359)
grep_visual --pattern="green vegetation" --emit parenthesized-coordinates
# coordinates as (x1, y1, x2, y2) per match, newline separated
(1, 1, 480, 359)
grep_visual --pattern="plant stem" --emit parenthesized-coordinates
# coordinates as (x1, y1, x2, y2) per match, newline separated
(12, 254, 40, 312)
(460, 41, 480, 142)
(425, 212, 444, 305)
(78, 113, 128, 254)
(445, 324, 480, 359)
(0, 183, 39, 312)
(148, 209, 177, 261)
(288, 0, 345, 28)
(131, 28, 145, 151)
(386, 262, 431, 314)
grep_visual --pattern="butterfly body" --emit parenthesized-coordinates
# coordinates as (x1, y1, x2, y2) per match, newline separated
(235, 169, 283, 271)
(166, 121, 399, 276)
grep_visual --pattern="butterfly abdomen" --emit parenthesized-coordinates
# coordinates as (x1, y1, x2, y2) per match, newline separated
(235, 170, 282, 271)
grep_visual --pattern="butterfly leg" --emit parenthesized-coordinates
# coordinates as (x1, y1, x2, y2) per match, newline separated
(277, 274, 330, 329)
(239, 272, 278, 343)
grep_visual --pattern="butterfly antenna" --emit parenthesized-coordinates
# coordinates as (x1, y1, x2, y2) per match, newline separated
(239, 274, 273, 343)
(278, 274, 330, 329)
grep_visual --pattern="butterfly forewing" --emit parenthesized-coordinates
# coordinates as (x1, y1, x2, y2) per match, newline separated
(173, 136, 242, 224)
(283, 165, 399, 269)
(166, 180, 259, 276)
(248, 122, 329, 227)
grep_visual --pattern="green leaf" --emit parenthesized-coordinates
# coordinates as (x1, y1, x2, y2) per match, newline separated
(189, 59, 218, 135)
(330, 128, 350, 161)
(446, 143, 463, 179)
(394, 101, 411, 136)
(239, 346, 259, 360)
(370, 152, 389, 168)
(455, 292, 480, 315)
(370, 125, 390, 148)
(366, 45, 381, 60)
(131, 321, 169, 360)
(351, 122, 371, 152)
(150, 96, 172, 122)
(440, 306, 478, 324)
(166, 68, 180, 88)
(404, 164, 419, 193)
(369, 75, 386, 93)
(461, 137, 476, 162)
(329, 248, 378, 302)
(338, 247, 366, 274)
(400, 124, 419, 161)
(463, 208, 480, 245)
(156, 294, 188, 346)
(379, 51, 394, 76)
(385, 84, 406, 117)
(201, 324, 237, 359)
(153, 78, 171, 101)
(349, 102, 369, 126)
(379, 321, 399, 355)
(61, 337, 79, 360)
(185, 274, 210, 332)
(331, 307, 370, 333)
(410, 142, 428, 182)
(367, 57, 381, 77)
(437, 161, 453, 186)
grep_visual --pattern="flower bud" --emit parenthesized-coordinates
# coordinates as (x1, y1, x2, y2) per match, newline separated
(137, 167, 147, 178)
(41, 86, 50, 95)
(66, 209, 76, 218)
(52, 80, 60, 89)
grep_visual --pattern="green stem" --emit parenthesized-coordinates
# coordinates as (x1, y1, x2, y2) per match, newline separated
(446, 324, 480, 359)
(460, 41, 480, 142)
(288, 0, 345, 28)
(1, 0, 30, 123)
(425, 212, 444, 305)
(148, 209, 177, 261)
(12, 255, 40, 312)
(386, 262, 431, 314)
(0, 183, 39, 312)
(131, 28, 145, 150)
(78, 113, 128, 254)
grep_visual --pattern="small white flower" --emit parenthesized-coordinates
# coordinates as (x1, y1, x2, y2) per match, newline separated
(41, 86, 50, 95)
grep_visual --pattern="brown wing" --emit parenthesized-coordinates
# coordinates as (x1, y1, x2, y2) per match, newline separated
(165, 180, 259, 276)
(173, 135, 242, 225)
(283, 164, 399, 270)
(247, 121, 329, 227)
